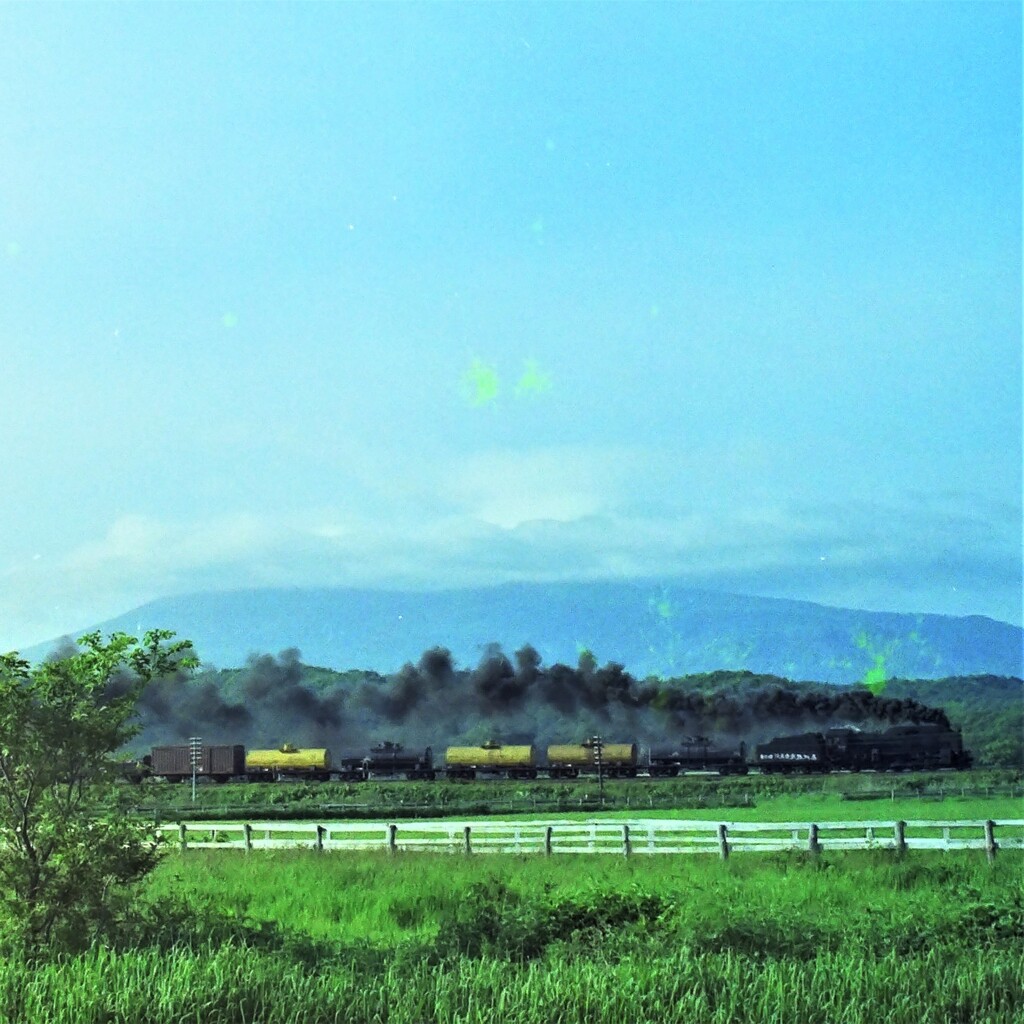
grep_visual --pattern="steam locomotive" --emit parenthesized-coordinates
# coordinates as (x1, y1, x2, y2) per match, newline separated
(755, 723, 973, 773)
(143, 723, 970, 783)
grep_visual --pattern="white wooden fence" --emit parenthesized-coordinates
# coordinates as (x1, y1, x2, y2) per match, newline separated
(159, 818, 1023, 860)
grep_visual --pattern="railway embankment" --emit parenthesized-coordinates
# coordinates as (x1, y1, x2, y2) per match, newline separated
(125, 768, 1023, 824)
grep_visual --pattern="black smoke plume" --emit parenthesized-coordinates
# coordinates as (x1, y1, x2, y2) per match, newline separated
(127, 643, 953, 752)
(132, 649, 348, 748)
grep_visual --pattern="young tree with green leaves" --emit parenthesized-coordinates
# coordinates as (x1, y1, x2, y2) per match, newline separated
(0, 629, 196, 956)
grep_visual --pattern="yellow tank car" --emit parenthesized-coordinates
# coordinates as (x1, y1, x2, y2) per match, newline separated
(444, 742, 537, 779)
(245, 744, 332, 780)
(547, 743, 638, 778)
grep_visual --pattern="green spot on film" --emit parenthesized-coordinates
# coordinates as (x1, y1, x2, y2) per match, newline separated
(854, 631, 896, 696)
(514, 359, 552, 398)
(462, 357, 499, 407)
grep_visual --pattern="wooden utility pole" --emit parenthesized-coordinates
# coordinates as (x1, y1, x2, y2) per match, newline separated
(587, 735, 605, 806)
(189, 736, 202, 803)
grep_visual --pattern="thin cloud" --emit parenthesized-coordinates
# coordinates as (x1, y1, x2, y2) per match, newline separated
(3, 476, 1019, 652)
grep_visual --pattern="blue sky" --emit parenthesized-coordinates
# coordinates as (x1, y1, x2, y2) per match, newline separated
(1, 2, 1020, 650)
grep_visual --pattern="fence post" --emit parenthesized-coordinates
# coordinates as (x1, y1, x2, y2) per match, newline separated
(545, 825, 553, 856)
(243, 823, 252, 854)
(808, 823, 821, 859)
(985, 820, 998, 863)
(718, 823, 729, 860)
(388, 823, 398, 854)
(464, 825, 472, 855)
(316, 825, 325, 853)
(894, 820, 907, 858)
(178, 823, 187, 852)
(622, 824, 631, 858)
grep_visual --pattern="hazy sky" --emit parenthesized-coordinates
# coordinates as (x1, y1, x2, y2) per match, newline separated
(1, 2, 1020, 651)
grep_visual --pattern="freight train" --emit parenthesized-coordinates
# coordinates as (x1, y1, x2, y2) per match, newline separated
(142, 723, 970, 783)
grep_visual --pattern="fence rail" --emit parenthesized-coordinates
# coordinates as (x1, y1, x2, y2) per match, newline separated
(159, 818, 1024, 860)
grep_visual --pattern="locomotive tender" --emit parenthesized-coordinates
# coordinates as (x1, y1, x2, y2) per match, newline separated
(144, 724, 971, 783)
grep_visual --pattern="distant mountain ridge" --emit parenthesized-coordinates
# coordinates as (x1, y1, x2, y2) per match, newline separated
(24, 582, 1023, 683)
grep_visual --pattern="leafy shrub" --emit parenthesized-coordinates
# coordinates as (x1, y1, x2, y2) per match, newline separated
(114, 893, 335, 969)
(954, 887, 1024, 947)
(698, 917, 836, 960)
(431, 880, 673, 962)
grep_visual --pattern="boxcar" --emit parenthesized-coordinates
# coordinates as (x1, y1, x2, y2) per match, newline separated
(149, 744, 246, 783)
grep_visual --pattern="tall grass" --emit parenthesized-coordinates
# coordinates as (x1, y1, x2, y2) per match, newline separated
(0, 944, 1019, 1024)
(0, 849, 1019, 1023)
(142, 848, 1022, 947)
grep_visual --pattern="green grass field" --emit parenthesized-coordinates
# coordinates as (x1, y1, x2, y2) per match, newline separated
(0, 845, 1019, 1024)
(6, 773, 1017, 1023)
(578, 790, 1023, 824)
